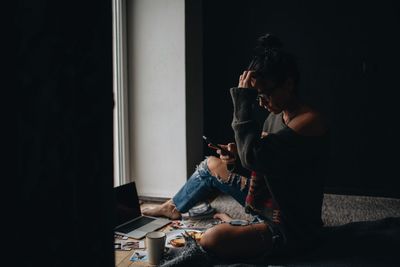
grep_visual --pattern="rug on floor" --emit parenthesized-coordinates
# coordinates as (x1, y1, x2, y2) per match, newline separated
(184, 193, 400, 228)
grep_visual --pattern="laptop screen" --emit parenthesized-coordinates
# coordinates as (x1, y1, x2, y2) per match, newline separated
(114, 182, 142, 227)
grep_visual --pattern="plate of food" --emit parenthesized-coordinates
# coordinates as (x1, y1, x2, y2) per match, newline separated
(165, 229, 204, 248)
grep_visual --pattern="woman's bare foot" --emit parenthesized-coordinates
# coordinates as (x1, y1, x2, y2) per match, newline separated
(213, 212, 232, 222)
(142, 199, 181, 220)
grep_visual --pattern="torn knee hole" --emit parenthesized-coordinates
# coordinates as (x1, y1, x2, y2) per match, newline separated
(240, 176, 248, 191)
(216, 174, 231, 183)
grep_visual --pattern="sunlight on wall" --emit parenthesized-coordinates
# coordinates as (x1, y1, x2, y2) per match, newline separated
(127, 0, 187, 198)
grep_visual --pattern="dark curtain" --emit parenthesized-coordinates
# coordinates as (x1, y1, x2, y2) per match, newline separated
(14, 0, 114, 266)
(202, 0, 400, 198)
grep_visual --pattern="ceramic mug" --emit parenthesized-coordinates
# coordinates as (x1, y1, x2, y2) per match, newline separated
(146, 231, 166, 265)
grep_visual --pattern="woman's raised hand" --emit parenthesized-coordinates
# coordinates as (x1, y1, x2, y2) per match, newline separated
(238, 70, 255, 88)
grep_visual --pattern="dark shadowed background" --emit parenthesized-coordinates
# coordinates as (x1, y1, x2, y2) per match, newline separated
(201, 0, 400, 198)
(14, 0, 114, 266)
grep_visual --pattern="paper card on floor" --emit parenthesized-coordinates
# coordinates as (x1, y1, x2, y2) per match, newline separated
(130, 250, 148, 262)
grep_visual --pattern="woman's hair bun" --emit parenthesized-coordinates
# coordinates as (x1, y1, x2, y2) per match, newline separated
(257, 33, 283, 50)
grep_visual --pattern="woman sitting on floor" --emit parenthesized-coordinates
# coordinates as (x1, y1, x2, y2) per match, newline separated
(144, 33, 330, 260)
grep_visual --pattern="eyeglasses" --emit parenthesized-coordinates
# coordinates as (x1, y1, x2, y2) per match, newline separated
(256, 85, 279, 102)
(256, 93, 269, 102)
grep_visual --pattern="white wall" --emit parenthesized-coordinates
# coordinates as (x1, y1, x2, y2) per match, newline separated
(127, 0, 187, 198)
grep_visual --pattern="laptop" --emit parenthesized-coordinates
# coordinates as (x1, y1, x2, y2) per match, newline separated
(114, 182, 170, 239)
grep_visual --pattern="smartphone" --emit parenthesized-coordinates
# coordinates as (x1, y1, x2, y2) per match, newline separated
(202, 135, 228, 152)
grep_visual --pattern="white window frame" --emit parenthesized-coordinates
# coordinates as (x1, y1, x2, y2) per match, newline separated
(112, 0, 130, 187)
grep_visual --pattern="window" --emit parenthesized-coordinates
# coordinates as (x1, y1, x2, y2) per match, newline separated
(112, 0, 203, 197)
(112, 0, 130, 187)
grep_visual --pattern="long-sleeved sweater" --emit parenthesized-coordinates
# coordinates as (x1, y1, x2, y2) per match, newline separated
(230, 87, 330, 242)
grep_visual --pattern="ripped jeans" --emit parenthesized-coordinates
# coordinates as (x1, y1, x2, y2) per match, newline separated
(172, 157, 250, 213)
(172, 158, 289, 252)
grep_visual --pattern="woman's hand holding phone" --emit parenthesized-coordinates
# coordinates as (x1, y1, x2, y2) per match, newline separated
(203, 136, 237, 165)
(214, 143, 237, 165)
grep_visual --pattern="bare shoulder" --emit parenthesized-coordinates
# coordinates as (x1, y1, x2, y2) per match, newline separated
(289, 109, 328, 136)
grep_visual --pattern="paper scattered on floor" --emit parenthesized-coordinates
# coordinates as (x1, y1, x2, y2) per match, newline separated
(115, 240, 145, 251)
(130, 250, 148, 262)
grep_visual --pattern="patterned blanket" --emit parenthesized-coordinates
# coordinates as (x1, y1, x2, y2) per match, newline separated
(160, 217, 400, 267)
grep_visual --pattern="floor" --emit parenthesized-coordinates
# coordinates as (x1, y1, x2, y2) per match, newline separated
(116, 200, 215, 267)
(116, 193, 400, 266)
(140, 193, 400, 226)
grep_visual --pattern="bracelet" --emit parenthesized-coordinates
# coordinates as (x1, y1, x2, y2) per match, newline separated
(229, 219, 250, 226)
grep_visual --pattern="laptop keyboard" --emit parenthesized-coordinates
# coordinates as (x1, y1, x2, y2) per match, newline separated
(117, 216, 156, 233)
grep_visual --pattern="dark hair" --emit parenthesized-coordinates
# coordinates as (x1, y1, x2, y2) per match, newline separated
(248, 33, 300, 90)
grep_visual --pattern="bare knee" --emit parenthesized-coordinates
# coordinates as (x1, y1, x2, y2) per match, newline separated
(207, 156, 230, 181)
(199, 223, 272, 260)
(206, 156, 222, 172)
(199, 224, 231, 256)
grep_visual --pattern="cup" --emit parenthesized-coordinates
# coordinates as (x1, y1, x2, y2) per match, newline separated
(146, 231, 166, 265)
